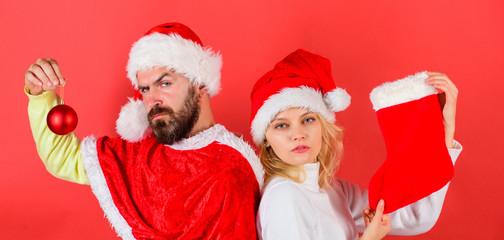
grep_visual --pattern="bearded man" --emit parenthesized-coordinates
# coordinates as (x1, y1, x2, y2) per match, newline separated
(24, 23, 263, 240)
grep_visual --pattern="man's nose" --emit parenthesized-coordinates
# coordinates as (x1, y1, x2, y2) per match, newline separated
(147, 89, 163, 109)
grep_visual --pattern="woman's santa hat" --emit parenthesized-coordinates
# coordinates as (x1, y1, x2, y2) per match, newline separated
(116, 22, 222, 142)
(250, 49, 351, 145)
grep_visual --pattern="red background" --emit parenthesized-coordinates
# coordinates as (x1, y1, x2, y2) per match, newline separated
(1, 0, 502, 239)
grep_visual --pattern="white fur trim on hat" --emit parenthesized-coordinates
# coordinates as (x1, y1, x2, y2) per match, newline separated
(116, 98, 151, 142)
(370, 71, 438, 111)
(251, 86, 336, 145)
(127, 32, 222, 97)
(324, 88, 351, 112)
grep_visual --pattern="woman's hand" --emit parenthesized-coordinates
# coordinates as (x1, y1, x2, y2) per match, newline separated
(24, 58, 65, 95)
(360, 200, 391, 240)
(363, 204, 375, 227)
(426, 72, 458, 149)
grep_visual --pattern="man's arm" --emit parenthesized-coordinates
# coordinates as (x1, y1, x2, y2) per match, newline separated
(26, 87, 88, 184)
(25, 58, 89, 185)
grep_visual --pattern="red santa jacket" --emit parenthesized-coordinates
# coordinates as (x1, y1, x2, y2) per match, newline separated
(80, 124, 263, 240)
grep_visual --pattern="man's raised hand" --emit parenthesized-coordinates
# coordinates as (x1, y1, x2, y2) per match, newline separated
(25, 58, 65, 95)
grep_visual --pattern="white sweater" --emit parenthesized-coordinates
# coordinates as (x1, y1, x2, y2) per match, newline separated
(257, 141, 462, 240)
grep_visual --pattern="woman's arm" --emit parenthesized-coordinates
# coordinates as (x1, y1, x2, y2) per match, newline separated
(425, 71, 458, 148)
(345, 142, 462, 235)
(258, 180, 316, 240)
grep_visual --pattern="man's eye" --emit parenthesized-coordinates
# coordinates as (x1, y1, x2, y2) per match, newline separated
(140, 88, 149, 93)
(161, 82, 171, 87)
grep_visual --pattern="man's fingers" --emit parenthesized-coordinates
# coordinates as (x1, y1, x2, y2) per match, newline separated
(46, 58, 65, 85)
(36, 58, 60, 86)
(25, 57, 64, 95)
(29, 64, 52, 87)
(24, 71, 42, 87)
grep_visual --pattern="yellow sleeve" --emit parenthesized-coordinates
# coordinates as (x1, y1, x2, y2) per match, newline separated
(25, 86, 89, 185)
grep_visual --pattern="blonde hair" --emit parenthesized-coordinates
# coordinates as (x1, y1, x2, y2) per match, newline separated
(259, 113, 344, 189)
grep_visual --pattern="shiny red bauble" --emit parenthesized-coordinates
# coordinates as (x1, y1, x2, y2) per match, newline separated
(47, 104, 78, 135)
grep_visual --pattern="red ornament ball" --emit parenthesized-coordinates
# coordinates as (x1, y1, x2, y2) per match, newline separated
(47, 104, 78, 135)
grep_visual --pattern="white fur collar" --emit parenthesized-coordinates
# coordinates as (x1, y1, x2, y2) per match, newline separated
(168, 124, 264, 188)
(169, 124, 226, 150)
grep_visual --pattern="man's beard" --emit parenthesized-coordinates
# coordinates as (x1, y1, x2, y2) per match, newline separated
(148, 87, 200, 145)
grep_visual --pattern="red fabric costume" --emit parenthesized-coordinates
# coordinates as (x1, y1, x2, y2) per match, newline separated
(81, 124, 262, 240)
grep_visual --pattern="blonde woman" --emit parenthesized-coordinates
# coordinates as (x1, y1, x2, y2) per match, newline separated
(249, 49, 462, 239)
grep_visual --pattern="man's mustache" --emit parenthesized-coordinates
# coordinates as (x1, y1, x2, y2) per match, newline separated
(148, 106, 174, 122)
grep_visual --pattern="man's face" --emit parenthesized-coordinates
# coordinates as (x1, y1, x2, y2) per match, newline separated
(137, 67, 200, 145)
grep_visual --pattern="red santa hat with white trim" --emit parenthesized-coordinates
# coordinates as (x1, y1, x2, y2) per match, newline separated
(116, 22, 222, 142)
(250, 49, 350, 145)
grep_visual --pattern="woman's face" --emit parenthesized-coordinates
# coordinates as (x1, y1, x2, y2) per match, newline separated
(265, 108, 323, 166)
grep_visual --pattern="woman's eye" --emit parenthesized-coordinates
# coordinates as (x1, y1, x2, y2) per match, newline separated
(303, 117, 315, 123)
(274, 123, 287, 129)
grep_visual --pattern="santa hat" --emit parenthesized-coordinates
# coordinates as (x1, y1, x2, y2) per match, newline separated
(116, 22, 222, 142)
(250, 49, 351, 145)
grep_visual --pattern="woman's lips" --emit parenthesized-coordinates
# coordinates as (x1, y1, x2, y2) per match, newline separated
(292, 145, 309, 153)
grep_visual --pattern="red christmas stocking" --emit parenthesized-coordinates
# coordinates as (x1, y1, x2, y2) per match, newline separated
(368, 72, 453, 213)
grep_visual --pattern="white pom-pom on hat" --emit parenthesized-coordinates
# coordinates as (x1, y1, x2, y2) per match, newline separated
(116, 98, 151, 142)
(324, 88, 351, 112)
